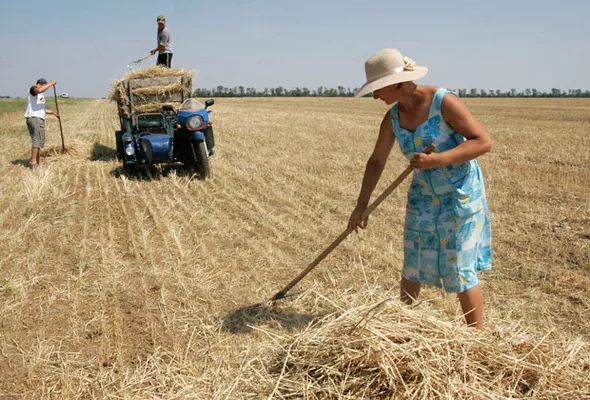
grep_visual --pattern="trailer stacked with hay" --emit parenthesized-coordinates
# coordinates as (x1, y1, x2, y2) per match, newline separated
(110, 65, 215, 177)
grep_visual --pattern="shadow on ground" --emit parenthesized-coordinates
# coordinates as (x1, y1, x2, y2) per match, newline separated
(91, 142, 117, 161)
(11, 159, 31, 168)
(110, 163, 206, 181)
(222, 303, 319, 334)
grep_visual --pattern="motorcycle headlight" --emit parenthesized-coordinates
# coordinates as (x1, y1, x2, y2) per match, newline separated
(125, 146, 135, 156)
(186, 115, 204, 131)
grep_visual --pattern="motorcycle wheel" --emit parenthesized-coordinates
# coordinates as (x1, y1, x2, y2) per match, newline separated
(193, 140, 210, 179)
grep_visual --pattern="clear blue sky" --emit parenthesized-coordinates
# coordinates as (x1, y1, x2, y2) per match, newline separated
(2, 0, 588, 98)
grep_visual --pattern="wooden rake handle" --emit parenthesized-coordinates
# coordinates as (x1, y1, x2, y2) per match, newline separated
(270, 144, 436, 301)
(52, 85, 66, 152)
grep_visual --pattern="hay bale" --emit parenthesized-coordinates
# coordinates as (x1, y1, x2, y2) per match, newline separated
(119, 64, 191, 80)
(264, 298, 590, 399)
(109, 65, 193, 122)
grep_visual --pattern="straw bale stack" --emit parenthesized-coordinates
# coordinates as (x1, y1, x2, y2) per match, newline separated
(262, 296, 590, 399)
(109, 65, 193, 119)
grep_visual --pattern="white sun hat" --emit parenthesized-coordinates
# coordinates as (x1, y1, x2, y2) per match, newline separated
(355, 49, 428, 97)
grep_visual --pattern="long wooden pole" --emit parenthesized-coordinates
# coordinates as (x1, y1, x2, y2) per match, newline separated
(270, 144, 436, 301)
(52, 85, 66, 152)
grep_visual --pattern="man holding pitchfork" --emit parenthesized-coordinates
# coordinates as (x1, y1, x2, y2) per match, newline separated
(24, 78, 60, 168)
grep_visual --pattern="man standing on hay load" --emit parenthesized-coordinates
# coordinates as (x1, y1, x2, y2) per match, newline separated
(23, 78, 60, 168)
(348, 49, 492, 329)
(150, 15, 173, 68)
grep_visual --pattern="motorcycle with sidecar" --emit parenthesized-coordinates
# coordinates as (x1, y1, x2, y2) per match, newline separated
(113, 73, 215, 178)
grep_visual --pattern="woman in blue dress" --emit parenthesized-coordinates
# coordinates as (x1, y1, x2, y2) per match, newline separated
(348, 49, 493, 329)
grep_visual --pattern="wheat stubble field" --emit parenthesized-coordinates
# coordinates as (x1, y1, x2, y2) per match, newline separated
(0, 97, 589, 399)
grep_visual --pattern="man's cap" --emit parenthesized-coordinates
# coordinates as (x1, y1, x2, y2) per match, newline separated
(36, 78, 47, 85)
(157, 15, 166, 23)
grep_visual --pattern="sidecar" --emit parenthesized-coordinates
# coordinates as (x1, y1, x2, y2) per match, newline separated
(113, 73, 215, 178)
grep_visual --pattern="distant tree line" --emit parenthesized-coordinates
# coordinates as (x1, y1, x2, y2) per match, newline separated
(193, 86, 590, 98)
(454, 88, 590, 98)
(193, 86, 358, 97)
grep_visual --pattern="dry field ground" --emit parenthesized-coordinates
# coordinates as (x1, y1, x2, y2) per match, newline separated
(0, 96, 589, 399)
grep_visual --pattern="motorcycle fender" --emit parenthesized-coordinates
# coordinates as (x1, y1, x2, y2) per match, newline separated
(191, 131, 205, 142)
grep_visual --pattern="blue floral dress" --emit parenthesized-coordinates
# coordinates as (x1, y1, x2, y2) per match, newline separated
(391, 88, 492, 293)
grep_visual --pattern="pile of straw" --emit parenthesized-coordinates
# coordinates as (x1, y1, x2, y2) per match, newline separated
(264, 297, 590, 399)
(109, 65, 192, 116)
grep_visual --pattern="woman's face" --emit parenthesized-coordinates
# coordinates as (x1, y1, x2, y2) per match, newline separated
(373, 83, 401, 104)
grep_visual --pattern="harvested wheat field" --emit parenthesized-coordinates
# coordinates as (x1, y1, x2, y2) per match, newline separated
(0, 97, 589, 399)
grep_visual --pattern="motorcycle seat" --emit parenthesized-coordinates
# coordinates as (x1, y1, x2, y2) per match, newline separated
(137, 120, 164, 130)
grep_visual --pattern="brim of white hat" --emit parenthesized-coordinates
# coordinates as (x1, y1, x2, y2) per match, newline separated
(354, 66, 428, 98)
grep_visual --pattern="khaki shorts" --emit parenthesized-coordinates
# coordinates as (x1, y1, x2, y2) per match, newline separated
(26, 117, 45, 148)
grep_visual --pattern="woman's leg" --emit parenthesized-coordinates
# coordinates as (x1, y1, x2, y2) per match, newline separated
(457, 284, 484, 329)
(400, 276, 421, 305)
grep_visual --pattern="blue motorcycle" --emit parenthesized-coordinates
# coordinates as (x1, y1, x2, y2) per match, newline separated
(115, 98, 215, 178)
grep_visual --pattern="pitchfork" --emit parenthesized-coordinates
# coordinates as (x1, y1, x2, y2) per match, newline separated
(126, 53, 153, 71)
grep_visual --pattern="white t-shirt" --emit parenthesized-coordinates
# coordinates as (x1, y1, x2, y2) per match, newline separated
(157, 26, 172, 54)
(24, 89, 46, 119)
